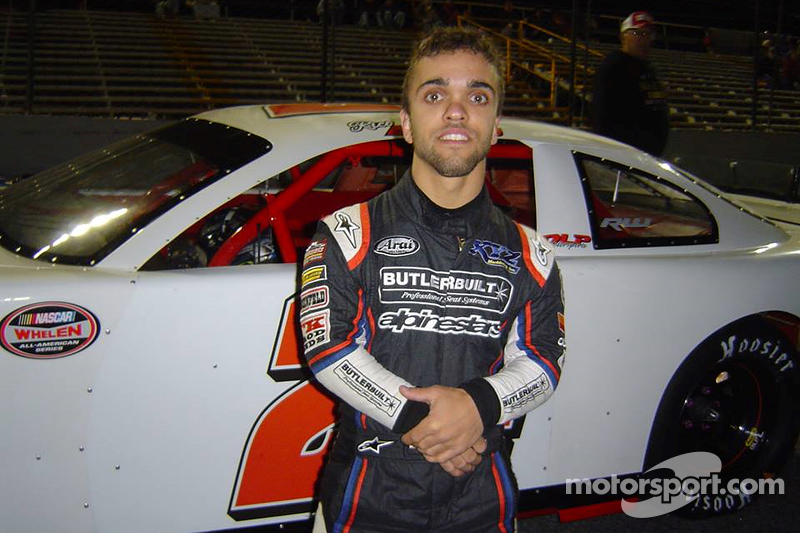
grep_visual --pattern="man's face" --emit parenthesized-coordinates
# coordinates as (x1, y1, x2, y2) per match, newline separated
(400, 50, 500, 179)
(621, 27, 655, 59)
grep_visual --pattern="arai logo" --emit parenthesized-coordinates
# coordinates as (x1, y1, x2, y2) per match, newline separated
(374, 236, 420, 257)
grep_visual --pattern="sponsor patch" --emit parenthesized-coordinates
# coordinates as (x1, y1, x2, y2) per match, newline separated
(347, 120, 394, 133)
(334, 360, 401, 416)
(469, 240, 521, 274)
(300, 286, 329, 316)
(501, 374, 550, 412)
(357, 437, 395, 454)
(301, 265, 327, 287)
(303, 239, 327, 266)
(380, 267, 512, 314)
(0, 302, 100, 359)
(378, 308, 502, 338)
(374, 236, 420, 257)
(300, 310, 330, 352)
(545, 233, 592, 249)
(334, 211, 361, 249)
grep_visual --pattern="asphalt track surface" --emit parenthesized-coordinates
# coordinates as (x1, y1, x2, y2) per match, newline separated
(517, 450, 800, 533)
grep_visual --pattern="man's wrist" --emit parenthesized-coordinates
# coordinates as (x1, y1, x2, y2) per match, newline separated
(459, 378, 500, 430)
(394, 399, 430, 433)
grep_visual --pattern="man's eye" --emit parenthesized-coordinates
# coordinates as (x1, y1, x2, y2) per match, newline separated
(471, 93, 489, 104)
(424, 92, 442, 103)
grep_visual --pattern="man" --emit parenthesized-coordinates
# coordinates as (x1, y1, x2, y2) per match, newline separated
(591, 11, 669, 156)
(302, 27, 565, 533)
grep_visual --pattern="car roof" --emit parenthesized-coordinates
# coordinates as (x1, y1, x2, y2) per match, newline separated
(194, 103, 630, 153)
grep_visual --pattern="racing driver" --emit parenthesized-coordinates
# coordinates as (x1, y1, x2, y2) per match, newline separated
(301, 26, 566, 533)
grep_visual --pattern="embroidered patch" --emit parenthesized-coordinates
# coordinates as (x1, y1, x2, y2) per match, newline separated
(469, 239, 521, 274)
(303, 239, 327, 266)
(374, 236, 420, 257)
(301, 265, 327, 288)
(334, 211, 360, 249)
(300, 309, 330, 352)
(357, 437, 395, 454)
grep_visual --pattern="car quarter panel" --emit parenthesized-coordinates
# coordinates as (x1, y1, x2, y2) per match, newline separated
(543, 248, 799, 483)
(0, 265, 136, 533)
(84, 264, 305, 533)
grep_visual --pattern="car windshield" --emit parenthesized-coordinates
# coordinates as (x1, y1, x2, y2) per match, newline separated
(0, 119, 271, 266)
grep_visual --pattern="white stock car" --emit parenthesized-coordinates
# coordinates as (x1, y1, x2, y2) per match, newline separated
(1, 104, 798, 533)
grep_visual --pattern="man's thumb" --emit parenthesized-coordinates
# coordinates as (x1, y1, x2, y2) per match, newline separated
(399, 385, 428, 401)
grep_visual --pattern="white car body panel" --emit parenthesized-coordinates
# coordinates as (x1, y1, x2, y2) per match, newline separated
(1, 105, 797, 533)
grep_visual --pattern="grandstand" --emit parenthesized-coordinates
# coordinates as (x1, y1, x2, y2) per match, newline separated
(0, 5, 798, 133)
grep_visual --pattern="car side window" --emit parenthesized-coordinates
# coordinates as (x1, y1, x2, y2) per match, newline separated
(576, 153, 718, 249)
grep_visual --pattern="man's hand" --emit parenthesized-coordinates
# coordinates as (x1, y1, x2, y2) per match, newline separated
(399, 385, 484, 463)
(439, 437, 487, 477)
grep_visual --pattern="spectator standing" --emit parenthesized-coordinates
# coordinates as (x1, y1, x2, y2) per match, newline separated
(379, 0, 406, 29)
(591, 11, 669, 156)
(357, 0, 380, 28)
(500, 1, 520, 38)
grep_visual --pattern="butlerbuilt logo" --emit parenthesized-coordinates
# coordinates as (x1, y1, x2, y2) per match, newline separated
(0, 302, 100, 359)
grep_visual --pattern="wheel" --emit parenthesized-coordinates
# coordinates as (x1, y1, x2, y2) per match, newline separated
(644, 315, 800, 517)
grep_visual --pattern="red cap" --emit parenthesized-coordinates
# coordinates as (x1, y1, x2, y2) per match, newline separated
(621, 11, 655, 32)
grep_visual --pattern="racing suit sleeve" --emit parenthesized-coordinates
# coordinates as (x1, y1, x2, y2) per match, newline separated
(460, 228, 565, 428)
(300, 204, 429, 432)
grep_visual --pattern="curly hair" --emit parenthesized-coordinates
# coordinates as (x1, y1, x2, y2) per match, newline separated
(401, 26, 506, 113)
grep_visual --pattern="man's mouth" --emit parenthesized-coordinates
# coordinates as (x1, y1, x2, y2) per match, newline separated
(439, 131, 470, 142)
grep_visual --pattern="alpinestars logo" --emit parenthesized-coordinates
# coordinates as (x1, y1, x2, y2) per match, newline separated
(357, 437, 394, 454)
(334, 211, 360, 248)
(469, 240, 521, 274)
(378, 308, 502, 338)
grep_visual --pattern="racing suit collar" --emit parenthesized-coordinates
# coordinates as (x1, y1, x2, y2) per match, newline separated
(403, 171, 492, 237)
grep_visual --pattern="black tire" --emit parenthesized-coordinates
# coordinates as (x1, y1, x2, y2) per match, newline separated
(644, 315, 800, 517)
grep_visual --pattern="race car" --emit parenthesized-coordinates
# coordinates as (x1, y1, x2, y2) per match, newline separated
(0, 103, 798, 533)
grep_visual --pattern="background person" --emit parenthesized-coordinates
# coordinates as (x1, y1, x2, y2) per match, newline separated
(591, 11, 669, 156)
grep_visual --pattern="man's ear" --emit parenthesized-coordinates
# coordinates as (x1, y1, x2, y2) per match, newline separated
(400, 108, 414, 144)
(491, 116, 500, 145)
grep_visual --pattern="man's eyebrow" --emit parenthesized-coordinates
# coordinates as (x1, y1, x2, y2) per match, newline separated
(416, 78, 496, 95)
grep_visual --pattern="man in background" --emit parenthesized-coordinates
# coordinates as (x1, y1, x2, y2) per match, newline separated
(591, 11, 669, 156)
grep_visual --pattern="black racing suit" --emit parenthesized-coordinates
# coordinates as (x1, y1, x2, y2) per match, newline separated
(301, 173, 565, 533)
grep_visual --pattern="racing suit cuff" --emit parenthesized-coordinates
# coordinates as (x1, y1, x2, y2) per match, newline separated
(460, 378, 500, 431)
(393, 400, 430, 433)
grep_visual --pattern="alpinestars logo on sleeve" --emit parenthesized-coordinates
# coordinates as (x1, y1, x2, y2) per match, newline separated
(334, 211, 360, 248)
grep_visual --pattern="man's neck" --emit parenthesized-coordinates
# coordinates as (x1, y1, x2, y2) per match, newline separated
(410, 157, 486, 209)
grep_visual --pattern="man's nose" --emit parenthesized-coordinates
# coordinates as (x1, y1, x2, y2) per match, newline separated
(445, 99, 467, 121)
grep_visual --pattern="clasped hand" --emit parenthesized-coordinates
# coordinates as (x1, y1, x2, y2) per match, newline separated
(399, 385, 486, 477)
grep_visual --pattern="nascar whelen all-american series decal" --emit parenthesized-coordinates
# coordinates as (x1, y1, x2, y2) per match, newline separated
(0, 302, 100, 359)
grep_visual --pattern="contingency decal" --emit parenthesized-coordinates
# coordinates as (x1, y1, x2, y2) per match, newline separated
(0, 301, 100, 359)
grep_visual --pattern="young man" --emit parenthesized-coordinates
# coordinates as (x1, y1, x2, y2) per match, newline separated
(591, 11, 669, 156)
(302, 27, 565, 533)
